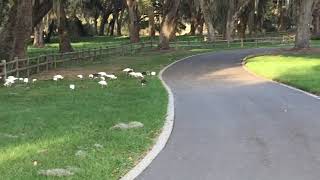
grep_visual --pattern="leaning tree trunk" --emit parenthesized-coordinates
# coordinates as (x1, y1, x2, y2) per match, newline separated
(127, 0, 140, 43)
(148, 6, 156, 38)
(200, 0, 215, 42)
(33, 22, 45, 48)
(159, 0, 181, 49)
(57, 0, 73, 53)
(295, 0, 314, 48)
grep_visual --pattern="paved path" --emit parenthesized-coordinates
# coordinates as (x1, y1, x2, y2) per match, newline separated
(138, 49, 320, 180)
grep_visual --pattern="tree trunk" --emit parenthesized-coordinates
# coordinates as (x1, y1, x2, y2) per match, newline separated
(0, 0, 33, 61)
(226, 0, 235, 41)
(295, 0, 314, 48)
(159, 0, 181, 49)
(99, 13, 109, 36)
(188, 0, 196, 36)
(33, 22, 45, 48)
(45, 20, 55, 43)
(238, 15, 248, 39)
(313, 2, 320, 36)
(196, 11, 204, 35)
(200, 0, 215, 42)
(278, 3, 288, 31)
(127, 0, 140, 43)
(313, 16, 320, 36)
(58, 1, 73, 53)
(13, 0, 33, 59)
(148, 6, 156, 38)
(117, 10, 124, 36)
(94, 14, 99, 35)
(0, 3, 18, 61)
(248, 10, 256, 35)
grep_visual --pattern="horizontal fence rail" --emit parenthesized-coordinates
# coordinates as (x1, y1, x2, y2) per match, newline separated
(0, 35, 295, 80)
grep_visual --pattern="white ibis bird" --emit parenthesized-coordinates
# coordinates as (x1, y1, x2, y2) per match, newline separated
(123, 68, 133, 72)
(98, 80, 108, 87)
(69, 84, 75, 90)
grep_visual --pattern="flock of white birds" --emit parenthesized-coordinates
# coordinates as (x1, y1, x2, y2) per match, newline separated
(1, 68, 157, 89)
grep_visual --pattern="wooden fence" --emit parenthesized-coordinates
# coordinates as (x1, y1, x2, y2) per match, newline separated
(0, 36, 295, 80)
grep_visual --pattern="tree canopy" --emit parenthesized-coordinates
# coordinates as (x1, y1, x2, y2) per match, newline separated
(0, 0, 319, 61)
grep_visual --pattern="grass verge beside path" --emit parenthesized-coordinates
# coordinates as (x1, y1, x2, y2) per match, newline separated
(245, 53, 320, 95)
(0, 48, 212, 180)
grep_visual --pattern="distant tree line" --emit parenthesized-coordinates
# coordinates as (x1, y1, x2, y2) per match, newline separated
(0, 0, 319, 62)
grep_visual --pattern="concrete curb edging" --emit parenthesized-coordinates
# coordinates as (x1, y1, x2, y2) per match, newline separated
(120, 52, 215, 180)
(242, 55, 320, 100)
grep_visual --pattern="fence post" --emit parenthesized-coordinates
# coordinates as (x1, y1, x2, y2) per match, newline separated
(27, 58, 30, 77)
(54, 54, 57, 69)
(1, 60, 7, 80)
(37, 56, 40, 73)
(227, 40, 230, 48)
(241, 38, 244, 48)
(255, 38, 258, 47)
(15, 57, 19, 77)
(94, 48, 97, 61)
(45, 56, 49, 71)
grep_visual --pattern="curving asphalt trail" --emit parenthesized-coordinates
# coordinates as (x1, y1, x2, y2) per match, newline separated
(138, 49, 320, 180)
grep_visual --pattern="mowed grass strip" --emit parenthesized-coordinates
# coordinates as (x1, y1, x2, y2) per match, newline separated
(0, 48, 214, 180)
(245, 53, 320, 95)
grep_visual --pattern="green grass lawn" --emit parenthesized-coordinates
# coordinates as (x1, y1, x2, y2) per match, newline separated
(245, 53, 320, 95)
(0, 48, 214, 179)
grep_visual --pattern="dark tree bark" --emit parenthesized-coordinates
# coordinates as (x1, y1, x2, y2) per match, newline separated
(313, 1, 320, 36)
(200, 0, 215, 42)
(226, 0, 235, 41)
(159, 0, 181, 49)
(196, 10, 204, 35)
(57, 1, 73, 53)
(33, 22, 45, 48)
(44, 20, 55, 43)
(188, 0, 196, 36)
(278, 1, 288, 31)
(148, 6, 156, 38)
(0, 0, 33, 61)
(93, 13, 99, 35)
(33, 0, 53, 28)
(117, 10, 124, 36)
(108, 11, 119, 36)
(295, 0, 315, 48)
(99, 13, 110, 36)
(313, 16, 320, 35)
(127, 0, 140, 43)
(99, 2, 113, 36)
